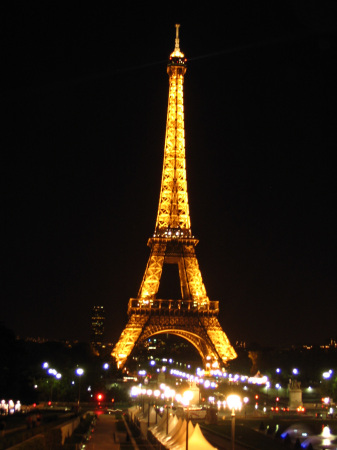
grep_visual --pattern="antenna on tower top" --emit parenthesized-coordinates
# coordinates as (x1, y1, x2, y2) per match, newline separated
(175, 24, 180, 52)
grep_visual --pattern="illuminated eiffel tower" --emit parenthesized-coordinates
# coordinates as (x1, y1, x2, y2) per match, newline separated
(112, 25, 236, 370)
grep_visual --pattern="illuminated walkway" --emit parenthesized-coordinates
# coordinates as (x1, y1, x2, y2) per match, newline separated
(85, 413, 120, 450)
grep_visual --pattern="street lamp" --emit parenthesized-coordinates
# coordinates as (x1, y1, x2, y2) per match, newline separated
(146, 389, 152, 427)
(44, 366, 62, 402)
(154, 390, 160, 424)
(227, 394, 242, 450)
(243, 397, 249, 418)
(183, 390, 193, 450)
(76, 368, 84, 407)
(322, 370, 332, 380)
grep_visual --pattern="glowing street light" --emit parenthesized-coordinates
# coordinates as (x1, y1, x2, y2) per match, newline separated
(43, 365, 62, 402)
(183, 390, 193, 406)
(227, 394, 242, 450)
(322, 370, 333, 379)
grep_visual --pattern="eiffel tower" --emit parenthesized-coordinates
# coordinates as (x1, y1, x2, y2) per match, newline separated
(112, 25, 236, 370)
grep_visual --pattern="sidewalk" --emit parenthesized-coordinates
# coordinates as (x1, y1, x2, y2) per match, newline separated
(85, 414, 121, 450)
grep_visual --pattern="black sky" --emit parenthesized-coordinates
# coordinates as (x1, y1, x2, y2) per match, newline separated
(2, 3, 337, 349)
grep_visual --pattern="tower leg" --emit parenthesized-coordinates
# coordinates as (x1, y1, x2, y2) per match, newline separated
(112, 314, 149, 369)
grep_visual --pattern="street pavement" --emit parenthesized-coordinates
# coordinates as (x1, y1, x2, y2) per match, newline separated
(85, 413, 121, 450)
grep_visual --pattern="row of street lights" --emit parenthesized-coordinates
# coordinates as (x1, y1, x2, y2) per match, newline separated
(131, 384, 243, 450)
(42, 363, 84, 406)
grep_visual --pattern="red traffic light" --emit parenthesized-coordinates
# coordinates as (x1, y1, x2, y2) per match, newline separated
(97, 393, 104, 401)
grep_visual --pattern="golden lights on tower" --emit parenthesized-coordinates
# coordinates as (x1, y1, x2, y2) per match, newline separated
(112, 25, 236, 370)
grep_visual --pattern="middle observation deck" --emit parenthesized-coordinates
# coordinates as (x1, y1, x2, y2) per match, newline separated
(128, 298, 219, 316)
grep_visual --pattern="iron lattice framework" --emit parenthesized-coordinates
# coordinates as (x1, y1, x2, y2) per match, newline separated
(112, 25, 237, 370)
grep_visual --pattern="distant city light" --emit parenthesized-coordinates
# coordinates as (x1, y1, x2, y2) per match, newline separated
(292, 368, 299, 375)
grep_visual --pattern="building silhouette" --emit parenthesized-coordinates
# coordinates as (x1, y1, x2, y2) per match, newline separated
(90, 306, 105, 354)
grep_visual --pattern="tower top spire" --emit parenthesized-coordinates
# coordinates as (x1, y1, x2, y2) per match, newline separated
(175, 24, 180, 52)
(170, 23, 184, 58)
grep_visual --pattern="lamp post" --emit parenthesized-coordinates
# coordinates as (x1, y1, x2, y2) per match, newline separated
(147, 389, 152, 428)
(165, 403, 170, 435)
(47, 368, 56, 402)
(227, 394, 242, 450)
(76, 368, 84, 407)
(141, 388, 146, 413)
(45, 367, 61, 403)
(154, 389, 160, 424)
(183, 390, 193, 450)
(243, 397, 249, 418)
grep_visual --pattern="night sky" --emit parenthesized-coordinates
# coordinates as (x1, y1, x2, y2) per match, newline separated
(3, 4, 336, 349)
